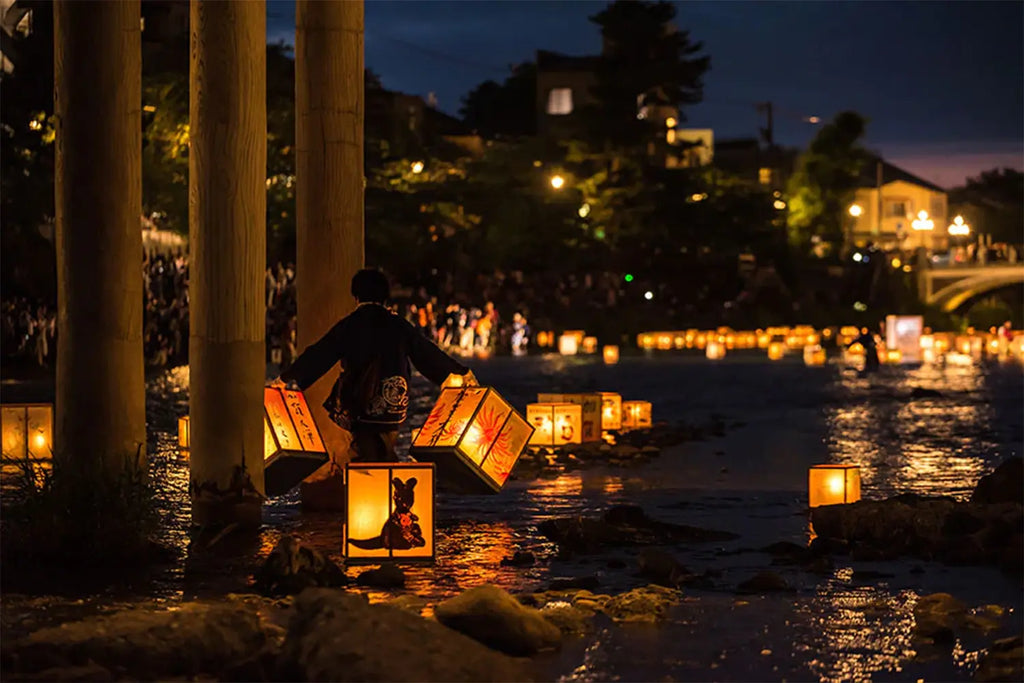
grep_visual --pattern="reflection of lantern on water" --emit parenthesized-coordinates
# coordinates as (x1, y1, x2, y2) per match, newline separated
(808, 464, 861, 507)
(706, 340, 725, 359)
(263, 387, 330, 497)
(344, 462, 434, 562)
(767, 341, 785, 360)
(538, 392, 602, 442)
(921, 347, 937, 364)
(558, 334, 579, 355)
(178, 415, 190, 452)
(804, 345, 826, 366)
(621, 400, 652, 430)
(411, 386, 532, 493)
(603, 345, 619, 365)
(598, 392, 622, 431)
(526, 402, 582, 447)
(1, 403, 53, 460)
(582, 336, 598, 354)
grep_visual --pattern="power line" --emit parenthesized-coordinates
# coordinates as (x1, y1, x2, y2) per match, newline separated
(365, 30, 510, 77)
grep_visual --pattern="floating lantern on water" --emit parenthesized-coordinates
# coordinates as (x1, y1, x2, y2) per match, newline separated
(803, 345, 826, 366)
(638, 333, 655, 350)
(263, 386, 330, 497)
(538, 392, 602, 442)
(411, 386, 532, 493)
(603, 345, 619, 365)
(767, 341, 786, 360)
(527, 402, 582, 447)
(884, 349, 902, 364)
(598, 392, 622, 431)
(808, 464, 861, 507)
(344, 462, 435, 562)
(1, 403, 53, 460)
(756, 331, 770, 348)
(582, 336, 598, 354)
(656, 333, 673, 351)
(622, 400, 652, 430)
(706, 340, 725, 360)
(178, 415, 190, 452)
(920, 334, 934, 351)
(558, 334, 579, 356)
(536, 331, 550, 348)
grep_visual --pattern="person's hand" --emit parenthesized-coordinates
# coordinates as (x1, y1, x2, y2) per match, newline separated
(267, 377, 287, 389)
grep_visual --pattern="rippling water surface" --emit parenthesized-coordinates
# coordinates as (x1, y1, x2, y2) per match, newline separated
(9, 352, 1024, 681)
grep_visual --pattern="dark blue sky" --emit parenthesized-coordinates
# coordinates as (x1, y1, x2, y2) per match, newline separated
(267, 0, 1023, 188)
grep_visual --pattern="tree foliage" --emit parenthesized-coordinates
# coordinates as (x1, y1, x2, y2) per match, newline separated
(949, 168, 1023, 245)
(459, 62, 536, 139)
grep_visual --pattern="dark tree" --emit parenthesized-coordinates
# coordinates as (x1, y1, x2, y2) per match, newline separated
(949, 168, 1023, 245)
(459, 62, 536, 138)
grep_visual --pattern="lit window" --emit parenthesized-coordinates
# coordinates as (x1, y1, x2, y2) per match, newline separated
(547, 88, 573, 115)
(758, 168, 772, 185)
(887, 201, 907, 218)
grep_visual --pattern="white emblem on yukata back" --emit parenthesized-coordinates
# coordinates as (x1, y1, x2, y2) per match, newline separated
(380, 376, 409, 409)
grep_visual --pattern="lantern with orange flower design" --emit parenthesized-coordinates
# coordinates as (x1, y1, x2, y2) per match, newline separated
(410, 386, 533, 493)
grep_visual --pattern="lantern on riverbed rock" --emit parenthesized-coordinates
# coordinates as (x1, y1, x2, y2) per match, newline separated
(808, 464, 861, 507)
(558, 334, 579, 356)
(599, 392, 622, 431)
(582, 336, 598, 354)
(537, 393, 602, 442)
(263, 386, 330, 497)
(767, 341, 785, 360)
(178, 415, 190, 451)
(803, 345, 826, 366)
(527, 402, 582, 447)
(411, 386, 533, 493)
(706, 340, 725, 360)
(603, 345, 619, 365)
(344, 462, 435, 562)
(1, 403, 53, 460)
(622, 400, 652, 430)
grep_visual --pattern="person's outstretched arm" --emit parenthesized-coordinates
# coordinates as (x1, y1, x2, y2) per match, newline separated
(407, 321, 471, 386)
(281, 319, 348, 390)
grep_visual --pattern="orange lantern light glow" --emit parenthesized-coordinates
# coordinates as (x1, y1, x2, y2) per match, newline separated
(344, 462, 435, 562)
(537, 392, 602, 442)
(598, 392, 622, 431)
(803, 345, 826, 366)
(767, 341, 786, 360)
(263, 386, 330, 497)
(808, 464, 861, 508)
(527, 402, 583, 447)
(622, 400, 652, 430)
(582, 336, 598, 354)
(1, 403, 53, 460)
(558, 334, 579, 355)
(706, 340, 725, 360)
(411, 386, 532, 493)
(178, 415, 190, 451)
(603, 345, 619, 365)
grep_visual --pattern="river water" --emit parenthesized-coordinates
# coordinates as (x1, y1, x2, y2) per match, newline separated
(7, 352, 1024, 681)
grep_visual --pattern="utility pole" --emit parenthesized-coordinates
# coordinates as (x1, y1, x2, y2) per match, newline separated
(756, 101, 776, 187)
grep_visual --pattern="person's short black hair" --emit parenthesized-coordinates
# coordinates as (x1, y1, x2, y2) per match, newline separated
(351, 268, 390, 303)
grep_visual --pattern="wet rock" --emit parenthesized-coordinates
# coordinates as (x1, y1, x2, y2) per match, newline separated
(547, 576, 600, 591)
(761, 540, 812, 565)
(971, 458, 1023, 505)
(387, 595, 429, 615)
(736, 571, 792, 594)
(356, 563, 405, 589)
(850, 569, 895, 581)
(539, 604, 593, 636)
(910, 387, 943, 399)
(637, 548, 693, 587)
(278, 589, 533, 682)
(913, 593, 967, 647)
(6, 663, 114, 682)
(3, 602, 270, 680)
(500, 551, 536, 568)
(434, 585, 561, 657)
(254, 535, 348, 596)
(602, 585, 681, 623)
(975, 635, 1023, 682)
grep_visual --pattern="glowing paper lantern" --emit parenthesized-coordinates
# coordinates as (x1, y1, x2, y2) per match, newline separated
(808, 464, 861, 507)
(527, 402, 582, 447)
(599, 392, 622, 431)
(536, 331, 550, 348)
(344, 462, 435, 562)
(885, 315, 922, 363)
(442, 371, 477, 389)
(706, 340, 725, 360)
(884, 349, 902, 364)
(603, 345, 619, 365)
(767, 342, 785, 360)
(638, 333, 655, 350)
(263, 386, 330, 497)
(622, 400, 652, 430)
(803, 345, 826, 366)
(582, 336, 598, 354)
(1, 403, 53, 460)
(178, 415, 190, 450)
(656, 333, 673, 351)
(411, 386, 533, 493)
(537, 392, 602, 442)
(558, 334, 579, 356)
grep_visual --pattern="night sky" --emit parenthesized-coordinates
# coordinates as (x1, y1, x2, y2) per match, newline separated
(267, 0, 1023, 189)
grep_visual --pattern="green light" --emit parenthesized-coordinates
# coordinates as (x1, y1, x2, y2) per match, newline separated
(624, 274, 634, 283)
(594, 228, 606, 240)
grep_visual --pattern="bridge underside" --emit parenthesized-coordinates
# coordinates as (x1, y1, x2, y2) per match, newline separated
(928, 272, 1024, 313)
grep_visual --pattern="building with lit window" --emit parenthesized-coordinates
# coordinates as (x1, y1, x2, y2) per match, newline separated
(847, 159, 948, 253)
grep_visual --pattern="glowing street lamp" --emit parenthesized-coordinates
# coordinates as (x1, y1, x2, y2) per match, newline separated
(848, 204, 863, 217)
(411, 160, 424, 174)
(550, 174, 565, 190)
(947, 215, 970, 237)
(911, 210, 934, 231)
(665, 116, 677, 128)
(578, 203, 591, 218)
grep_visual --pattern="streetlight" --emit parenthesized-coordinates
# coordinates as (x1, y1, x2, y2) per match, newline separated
(947, 215, 970, 236)
(550, 174, 565, 190)
(578, 203, 590, 218)
(411, 161, 424, 174)
(848, 204, 863, 217)
(911, 210, 934, 231)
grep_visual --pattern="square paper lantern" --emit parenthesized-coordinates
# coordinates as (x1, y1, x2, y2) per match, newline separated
(808, 464, 861, 508)
(558, 334, 579, 356)
(706, 340, 725, 359)
(582, 336, 598, 354)
(410, 386, 533, 493)
(603, 345, 619, 365)
(178, 415, 190, 450)
(767, 341, 785, 360)
(344, 462, 434, 562)
(622, 400, 652, 430)
(598, 392, 622, 431)
(1, 403, 53, 460)
(537, 393, 602, 442)
(526, 402, 583, 447)
(263, 386, 330, 497)
(803, 345, 826, 366)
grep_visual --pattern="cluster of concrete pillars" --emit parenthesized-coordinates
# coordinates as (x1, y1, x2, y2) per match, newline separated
(53, 0, 363, 527)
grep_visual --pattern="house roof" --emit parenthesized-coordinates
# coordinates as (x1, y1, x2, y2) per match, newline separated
(859, 158, 947, 194)
(536, 50, 600, 72)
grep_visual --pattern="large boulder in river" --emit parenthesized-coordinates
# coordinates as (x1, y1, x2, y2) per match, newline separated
(277, 589, 534, 682)
(434, 585, 562, 657)
(2, 602, 272, 681)
(254, 535, 348, 596)
(971, 458, 1023, 505)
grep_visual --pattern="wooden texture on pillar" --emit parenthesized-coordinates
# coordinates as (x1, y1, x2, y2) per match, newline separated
(53, 1, 146, 475)
(189, 0, 267, 527)
(295, 0, 365, 478)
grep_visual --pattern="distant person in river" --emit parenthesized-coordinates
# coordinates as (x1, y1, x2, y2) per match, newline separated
(849, 327, 880, 374)
(273, 268, 471, 462)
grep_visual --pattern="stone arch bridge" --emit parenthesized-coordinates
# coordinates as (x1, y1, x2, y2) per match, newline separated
(920, 264, 1024, 313)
